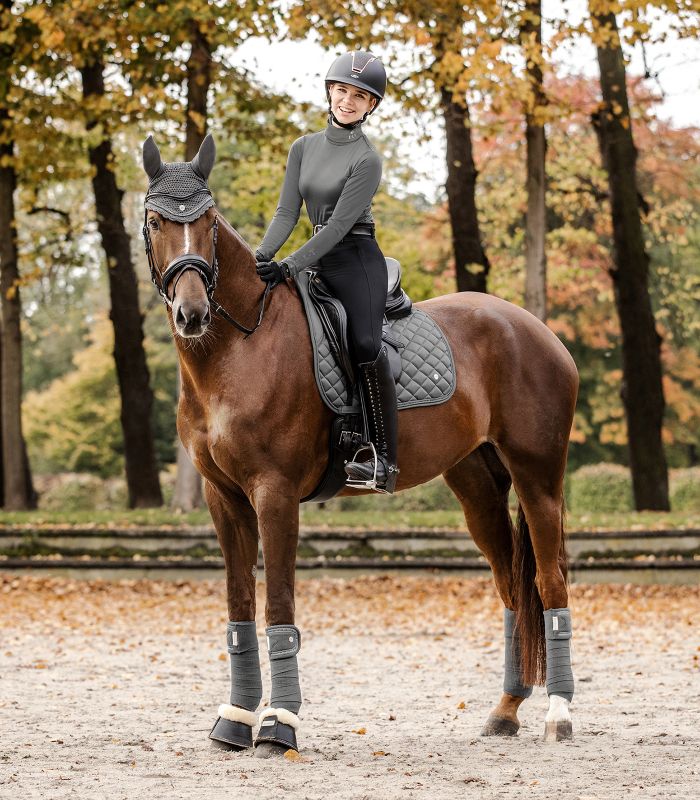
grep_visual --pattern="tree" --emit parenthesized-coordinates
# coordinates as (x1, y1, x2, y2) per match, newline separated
(172, 20, 213, 512)
(520, 0, 547, 320)
(0, 0, 35, 508)
(589, 2, 669, 509)
(80, 58, 163, 507)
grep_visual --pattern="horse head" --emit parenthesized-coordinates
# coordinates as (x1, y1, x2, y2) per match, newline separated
(142, 134, 218, 338)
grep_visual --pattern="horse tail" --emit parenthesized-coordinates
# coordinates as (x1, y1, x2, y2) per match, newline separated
(512, 497, 568, 687)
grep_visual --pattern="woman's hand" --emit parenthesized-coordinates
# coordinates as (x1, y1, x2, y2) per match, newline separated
(256, 260, 290, 287)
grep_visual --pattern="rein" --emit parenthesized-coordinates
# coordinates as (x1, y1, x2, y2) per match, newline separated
(142, 207, 270, 337)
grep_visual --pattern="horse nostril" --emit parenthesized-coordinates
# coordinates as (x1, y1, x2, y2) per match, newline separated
(176, 306, 187, 327)
(202, 307, 211, 325)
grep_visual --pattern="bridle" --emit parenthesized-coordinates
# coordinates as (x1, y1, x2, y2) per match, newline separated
(142, 196, 270, 337)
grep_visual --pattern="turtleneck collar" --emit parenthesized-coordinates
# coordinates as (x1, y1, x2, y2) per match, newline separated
(324, 122, 363, 145)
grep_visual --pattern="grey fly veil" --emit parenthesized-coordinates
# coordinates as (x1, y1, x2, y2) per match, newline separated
(143, 134, 216, 223)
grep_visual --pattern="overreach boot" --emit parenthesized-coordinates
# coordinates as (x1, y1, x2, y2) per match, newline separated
(344, 346, 399, 493)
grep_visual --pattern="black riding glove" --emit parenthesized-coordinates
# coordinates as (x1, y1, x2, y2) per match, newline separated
(256, 260, 290, 287)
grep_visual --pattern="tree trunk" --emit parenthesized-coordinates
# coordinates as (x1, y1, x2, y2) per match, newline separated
(440, 87, 490, 293)
(590, 7, 669, 510)
(521, 0, 547, 321)
(0, 0, 35, 510)
(172, 23, 212, 511)
(81, 60, 163, 508)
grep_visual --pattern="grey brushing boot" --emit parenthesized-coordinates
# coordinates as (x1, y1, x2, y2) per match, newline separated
(344, 346, 399, 494)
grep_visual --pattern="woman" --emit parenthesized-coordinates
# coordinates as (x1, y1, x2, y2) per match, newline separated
(255, 51, 399, 493)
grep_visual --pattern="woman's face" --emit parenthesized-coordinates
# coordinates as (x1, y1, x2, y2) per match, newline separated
(328, 82, 377, 125)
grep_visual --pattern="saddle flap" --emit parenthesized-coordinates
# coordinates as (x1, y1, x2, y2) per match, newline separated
(308, 274, 355, 385)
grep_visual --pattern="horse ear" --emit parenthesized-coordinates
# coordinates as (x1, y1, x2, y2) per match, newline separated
(143, 135, 163, 181)
(191, 133, 216, 181)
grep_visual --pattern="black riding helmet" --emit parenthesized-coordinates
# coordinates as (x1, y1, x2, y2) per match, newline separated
(325, 52, 387, 128)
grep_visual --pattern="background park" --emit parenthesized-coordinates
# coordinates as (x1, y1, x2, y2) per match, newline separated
(1, 2, 699, 798)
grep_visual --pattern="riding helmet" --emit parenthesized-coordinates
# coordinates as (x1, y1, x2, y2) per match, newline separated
(325, 51, 387, 113)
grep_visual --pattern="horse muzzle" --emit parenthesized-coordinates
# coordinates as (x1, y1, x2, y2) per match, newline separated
(173, 295, 212, 337)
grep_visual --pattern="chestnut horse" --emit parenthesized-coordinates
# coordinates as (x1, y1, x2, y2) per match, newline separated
(141, 138, 578, 756)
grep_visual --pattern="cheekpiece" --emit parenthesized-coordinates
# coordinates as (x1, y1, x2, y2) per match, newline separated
(144, 161, 214, 224)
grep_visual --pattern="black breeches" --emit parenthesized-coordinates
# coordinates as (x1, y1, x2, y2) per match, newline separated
(318, 235, 387, 364)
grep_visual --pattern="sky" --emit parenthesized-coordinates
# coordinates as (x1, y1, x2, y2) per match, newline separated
(227, 3, 699, 202)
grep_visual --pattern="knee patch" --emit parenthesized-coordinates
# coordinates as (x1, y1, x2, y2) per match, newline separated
(544, 608, 574, 702)
(227, 621, 262, 712)
(266, 624, 302, 714)
(503, 608, 533, 698)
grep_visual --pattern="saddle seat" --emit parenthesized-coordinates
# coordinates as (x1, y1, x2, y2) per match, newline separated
(306, 257, 413, 385)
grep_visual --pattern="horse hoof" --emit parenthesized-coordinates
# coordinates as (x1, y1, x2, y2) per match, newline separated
(254, 714, 298, 755)
(209, 716, 253, 751)
(254, 742, 292, 759)
(480, 715, 520, 737)
(543, 720, 573, 742)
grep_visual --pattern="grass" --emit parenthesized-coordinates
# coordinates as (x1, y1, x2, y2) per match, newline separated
(0, 506, 697, 531)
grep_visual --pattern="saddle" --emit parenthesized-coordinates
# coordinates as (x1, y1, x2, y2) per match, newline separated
(307, 257, 412, 386)
(297, 257, 456, 504)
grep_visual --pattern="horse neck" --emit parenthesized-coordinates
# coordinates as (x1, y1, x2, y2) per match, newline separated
(174, 214, 266, 381)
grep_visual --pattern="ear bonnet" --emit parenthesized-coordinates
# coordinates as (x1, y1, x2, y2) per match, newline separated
(143, 134, 216, 223)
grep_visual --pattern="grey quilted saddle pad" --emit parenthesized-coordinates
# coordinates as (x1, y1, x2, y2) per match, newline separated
(296, 271, 456, 415)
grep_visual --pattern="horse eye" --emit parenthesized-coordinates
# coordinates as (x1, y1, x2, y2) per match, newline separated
(149, 218, 159, 231)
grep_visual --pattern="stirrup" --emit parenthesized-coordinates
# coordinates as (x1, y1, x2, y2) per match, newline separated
(344, 442, 380, 492)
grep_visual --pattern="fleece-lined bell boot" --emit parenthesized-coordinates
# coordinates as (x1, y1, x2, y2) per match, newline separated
(344, 346, 399, 494)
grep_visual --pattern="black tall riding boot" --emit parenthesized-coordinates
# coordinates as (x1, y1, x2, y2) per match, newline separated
(344, 346, 399, 494)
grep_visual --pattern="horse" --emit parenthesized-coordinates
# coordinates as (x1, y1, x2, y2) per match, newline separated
(141, 134, 579, 758)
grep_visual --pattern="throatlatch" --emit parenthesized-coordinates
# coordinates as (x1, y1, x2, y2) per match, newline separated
(255, 625, 302, 753)
(209, 621, 262, 750)
(503, 609, 533, 699)
(543, 608, 574, 701)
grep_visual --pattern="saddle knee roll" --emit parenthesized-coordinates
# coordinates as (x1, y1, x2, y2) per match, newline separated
(266, 624, 302, 714)
(227, 621, 263, 712)
(543, 608, 574, 702)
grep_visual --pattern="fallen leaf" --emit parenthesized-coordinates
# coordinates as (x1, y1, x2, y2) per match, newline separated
(457, 701, 466, 709)
(372, 751, 389, 756)
(284, 749, 307, 762)
(352, 728, 367, 735)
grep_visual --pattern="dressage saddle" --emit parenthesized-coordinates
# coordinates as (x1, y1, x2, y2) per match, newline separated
(307, 257, 413, 386)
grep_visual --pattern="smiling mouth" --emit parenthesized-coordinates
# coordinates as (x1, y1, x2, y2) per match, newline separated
(338, 107, 354, 114)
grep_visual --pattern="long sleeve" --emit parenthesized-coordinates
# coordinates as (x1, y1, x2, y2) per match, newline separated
(283, 151, 382, 275)
(255, 137, 304, 260)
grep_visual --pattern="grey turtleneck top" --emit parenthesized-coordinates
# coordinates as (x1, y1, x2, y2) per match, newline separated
(256, 123, 382, 276)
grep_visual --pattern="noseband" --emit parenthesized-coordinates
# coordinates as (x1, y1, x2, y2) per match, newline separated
(142, 205, 270, 337)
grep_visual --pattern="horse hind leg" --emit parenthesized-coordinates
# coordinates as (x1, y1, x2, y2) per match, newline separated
(443, 443, 532, 737)
(506, 452, 574, 742)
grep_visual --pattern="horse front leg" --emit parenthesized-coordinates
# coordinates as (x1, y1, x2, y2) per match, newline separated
(251, 482, 303, 758)
(206, 483, 263, 752)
